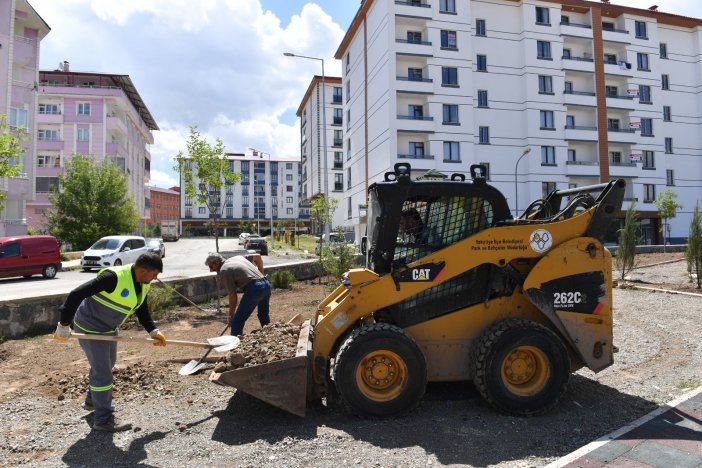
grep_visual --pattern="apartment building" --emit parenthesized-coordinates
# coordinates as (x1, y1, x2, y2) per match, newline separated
(0, 0, 50, 236)
(28, 64, 159, 231)
(336, 0, 702, 244)
(179, 152, 306, 236)
(147, 185, 180, 224)
(296, 75, 348, 231)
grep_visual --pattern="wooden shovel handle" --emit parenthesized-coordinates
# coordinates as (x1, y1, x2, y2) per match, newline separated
(70, 333, 211, 349)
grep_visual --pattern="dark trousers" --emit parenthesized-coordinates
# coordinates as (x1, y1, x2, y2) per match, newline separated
(231, 279, 271, 335)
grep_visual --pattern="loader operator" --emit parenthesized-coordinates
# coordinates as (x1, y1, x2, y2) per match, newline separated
(399, 208, 430, 244)
(53, 252, 166, 432)
(205, 252, 270, 336)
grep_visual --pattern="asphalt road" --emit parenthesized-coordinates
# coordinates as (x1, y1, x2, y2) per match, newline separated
(0, 238, 311, 301)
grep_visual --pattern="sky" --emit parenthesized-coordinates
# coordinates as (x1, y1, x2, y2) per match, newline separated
(29, 0, 702, 188)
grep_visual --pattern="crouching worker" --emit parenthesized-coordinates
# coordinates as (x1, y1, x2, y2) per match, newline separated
(53, 252, 165, 432)
(205, 252, 270, 336)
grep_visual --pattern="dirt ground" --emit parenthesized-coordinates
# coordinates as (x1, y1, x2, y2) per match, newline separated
(0, 253, 700, 467)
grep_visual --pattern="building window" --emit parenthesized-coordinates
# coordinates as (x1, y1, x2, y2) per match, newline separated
(77, 103, 91, 115)
(660, 43, 668, 58)
(442, 67, 458, 85)
(566, 115, 575, 128)
(640, 118, 653, 136)
(604, 53, 617, 64)
(610, 151, 622, 164)
(37, 154, 60, 168)
(440, 30, 457, 49)
(476, 55, 487, 72)
(535, 6, 550, 25)
(567, 149, 576, 162)
(345, 80, 350, 103)
(286, 163, 293, 170)
(333, 130, 342, 147)
(346, 109, 351, 130)
(442, 104, 459, 124)
(286, 185, 293, 192)
(285, 174, 293, 181)
(334, 173, 343, 191)
(36, 177, 59, 193)
(663, 106, 671, 122)
(408, 67, 423, 81)
(639, 85, 651, 103)
(407, 31, 423, 43)
(637, 53, 650, 71)
(409, 142, 425, 156)
(540, 110, 555, 129)
(542, 182, 556, 198)
(409, 104, 424, 119)
(537, 41, 552, 59)
(538, 75, 553, 94)
(635, 20, 647, 39)
(665, 137, 673, 153)
(287, 208, 293, 215)
(345, 52, 350, 72)
(334, 151, 343, 169)
(199, 206, 207, 215)
(37, 129, 59, 141)
(443, 141, 460, 161)
(666, 169, 674, 186)
(38, 103, 60, 115)
(9, 108, 28, 130)
(643, 150, 655, 169)
(477, 90, 488, 108)
(562, 48, 572, 59)
(661, 74, 669, 90)
(478, 127, 490, 144)
(564, 81, 573, 93)
(77, 128, 90, 142)
(475, 19, 486, 36)
(347, 167, 352, 189)
(440, 0, 456, 13)
(602, 22, 614, 31)
(606, 86, 618, 97)
(541, 146, 556, 165)
(644, 184, 656, 203)
(333, 108, 342, 125)
(333, 86, 342, 103)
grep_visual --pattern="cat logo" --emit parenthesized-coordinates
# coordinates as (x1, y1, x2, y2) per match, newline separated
(412, 268, 431, 281)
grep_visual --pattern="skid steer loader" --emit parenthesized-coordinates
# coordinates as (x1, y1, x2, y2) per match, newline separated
(211, 163, 626, 418)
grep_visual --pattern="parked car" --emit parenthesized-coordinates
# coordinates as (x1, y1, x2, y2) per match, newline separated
(146, 238, 166, 258)
(239, 232, 251, 244)
(81, 235, 148, 271)
(0, 235, 61, 279)
(315, 232, 356, 255)
(244, 236, 268, 255)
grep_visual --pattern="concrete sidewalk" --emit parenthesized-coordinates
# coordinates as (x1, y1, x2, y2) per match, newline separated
(548, 386, 702, 467)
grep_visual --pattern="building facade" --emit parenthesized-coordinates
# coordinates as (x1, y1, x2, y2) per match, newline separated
(296, 75, 348, 231)
(29, 65, 158, 232)
(335, 0, 702, 244)
(179, 152, 307, 237)
(147, 185, 180, 224)
(0, 0, 50, 236)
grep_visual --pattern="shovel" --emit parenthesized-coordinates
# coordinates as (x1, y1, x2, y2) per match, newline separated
(68, 333, 240, 353)
(179, 323, 231, 376)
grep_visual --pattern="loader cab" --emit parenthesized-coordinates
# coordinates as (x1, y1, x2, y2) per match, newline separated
(366, 163, 512, 274)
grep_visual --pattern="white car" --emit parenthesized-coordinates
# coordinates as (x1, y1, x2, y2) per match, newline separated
(239, 232, 251, 244)
(81, 235, 148, 272)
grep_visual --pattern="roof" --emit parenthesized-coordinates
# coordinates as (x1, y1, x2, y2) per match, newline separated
(295, 75, 343, 117)
(38, 70, 159, 131)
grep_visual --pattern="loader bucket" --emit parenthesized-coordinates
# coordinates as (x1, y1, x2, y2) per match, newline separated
(209, 320, 312, 417)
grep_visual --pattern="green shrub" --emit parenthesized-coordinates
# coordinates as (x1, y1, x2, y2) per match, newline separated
(269, 270, 295, 289)
(147, 283, 175, 320)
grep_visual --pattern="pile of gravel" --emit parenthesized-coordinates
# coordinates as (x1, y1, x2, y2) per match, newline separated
(214, 322, 300, 372)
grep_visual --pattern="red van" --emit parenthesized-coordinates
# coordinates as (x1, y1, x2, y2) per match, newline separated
(0, 235, 61, 279)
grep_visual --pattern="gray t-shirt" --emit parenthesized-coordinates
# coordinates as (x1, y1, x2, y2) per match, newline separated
(219, 256, 264, 294)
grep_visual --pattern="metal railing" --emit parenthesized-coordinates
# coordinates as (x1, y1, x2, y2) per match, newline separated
(396, 76, 433, 83)
(602, 27, 629, 34)
(564, 90, 596, 96)
(606, 94, 635, 100)
(607, 127, 636, 133)
(565, 125, 597, 131)
(395, 0, 430, 7)
(397, 115, 434, 121)
(398, 153, 435, 160)
(562, 55, 594, 62)
(560, 21, 591, 29)
(566, 160, 599, 165)
(395, 38, 433, 46)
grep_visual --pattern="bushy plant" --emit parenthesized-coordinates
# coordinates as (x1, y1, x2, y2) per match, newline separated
(686, 201, 702, 289)
(319, 229, 360, 289)
(147, 283, 175, 321)
(615, 201, 639, 280)
(269, 270, 295, 289)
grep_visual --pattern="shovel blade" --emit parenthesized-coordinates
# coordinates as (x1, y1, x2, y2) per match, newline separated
(207, 335, 240, 352)
(179, 360, 206, 376)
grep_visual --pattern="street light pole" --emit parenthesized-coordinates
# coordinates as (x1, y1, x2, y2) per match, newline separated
(514, 147, 532, 218)
(284, 52, 330, 241)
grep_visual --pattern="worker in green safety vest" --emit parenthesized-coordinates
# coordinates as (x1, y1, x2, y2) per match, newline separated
(53, 252, 165, 432)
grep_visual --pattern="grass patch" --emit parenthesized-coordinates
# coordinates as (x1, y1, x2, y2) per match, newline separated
(676, 381, 700, 390)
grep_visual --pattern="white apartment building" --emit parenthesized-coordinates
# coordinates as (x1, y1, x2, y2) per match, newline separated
(0, 0, 50, 236)
(336, 0, 702, 244)
(179, 152, 305, 236)
(296, 75, 348, 231)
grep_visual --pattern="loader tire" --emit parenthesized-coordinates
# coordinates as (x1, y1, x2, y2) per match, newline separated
(333, 323, 427, 418)
(471, 318, 569, 416)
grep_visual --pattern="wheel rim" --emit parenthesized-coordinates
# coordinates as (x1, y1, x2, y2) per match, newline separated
(355, 350, 408, 402)
(45, 266, 56, 277)
(501, 345, 550, 396)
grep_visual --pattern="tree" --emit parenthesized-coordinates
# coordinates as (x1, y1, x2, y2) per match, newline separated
(653, 189, 682, 252)
(686, 201, 702, 289)
(174, 127, 240, 252)
(0, 115, 27, 209)
(319, 227, 358, 289)
(310, 195, 338, 236)
(46, 155, 139, 250)
(615, 201, 639, 280)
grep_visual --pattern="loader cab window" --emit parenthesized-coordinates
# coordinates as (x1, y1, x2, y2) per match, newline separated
(393, 195, 494, 264)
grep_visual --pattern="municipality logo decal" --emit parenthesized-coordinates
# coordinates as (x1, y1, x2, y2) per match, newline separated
(530, 229, 552, 253)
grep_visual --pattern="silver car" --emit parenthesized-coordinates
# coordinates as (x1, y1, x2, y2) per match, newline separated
(80, 235, 148, 272)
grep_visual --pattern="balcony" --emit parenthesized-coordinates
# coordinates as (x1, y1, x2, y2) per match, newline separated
(396, 76, 434, 94)
(602, 28, 631, 44)
(563, 89, 596, 107)
(604, 62, 633, 77)
(107, 114, 128, 134)
(106, 141, 128, 157)
(565, 160, 599, 176)
(609, 162, 640, 177)
(564, 125, 597, 141)
(395, 38, 432, 56)
(605, 94, 636, 110)
(36, 138, 64, 151)
(332, 139, 343, 147)
(397, 153, 434, 160)
(560, 21, 593, 40)
(37, 112, 62, 124)
(562, 55, 594, 73)
(607, 127, 637, 144)
(394, 1, 432, 19)
(396, 115, 435, 132)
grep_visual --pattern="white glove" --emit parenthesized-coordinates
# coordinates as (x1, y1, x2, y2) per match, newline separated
(53, 322, 71, 341)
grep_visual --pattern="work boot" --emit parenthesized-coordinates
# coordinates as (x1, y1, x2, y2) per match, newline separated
(82, 401, 94, 411)
(93, 416, 132, 432)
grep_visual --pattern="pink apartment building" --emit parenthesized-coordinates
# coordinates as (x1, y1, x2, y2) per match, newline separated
(29, 65, 159, 231)
(0, 0, 50, 236)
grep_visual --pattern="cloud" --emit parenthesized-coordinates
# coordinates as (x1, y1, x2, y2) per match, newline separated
(31, 0, 346, 187)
